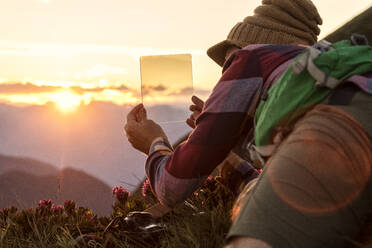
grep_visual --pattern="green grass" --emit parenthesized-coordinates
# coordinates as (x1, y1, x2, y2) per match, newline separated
(1, 177, 371, 248)
(0, 177, 234, 248)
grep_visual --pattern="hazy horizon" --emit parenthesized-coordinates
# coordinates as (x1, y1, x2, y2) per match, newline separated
(0, 0, 370, 110)
(0, 100, 192, 190)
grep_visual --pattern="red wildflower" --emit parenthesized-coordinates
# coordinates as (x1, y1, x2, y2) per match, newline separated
(112, 186, 129, 202)
(142, 178, 152, 197)
(38, 199, 52, 209)
(2, 208, 8, 217)
(51, 204, 64, 215)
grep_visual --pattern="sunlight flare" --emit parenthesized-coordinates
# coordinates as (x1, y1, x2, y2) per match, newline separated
(50, 90, 81, 112)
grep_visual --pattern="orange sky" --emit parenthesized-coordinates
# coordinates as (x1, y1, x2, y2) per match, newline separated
(0, 0, 370, 111)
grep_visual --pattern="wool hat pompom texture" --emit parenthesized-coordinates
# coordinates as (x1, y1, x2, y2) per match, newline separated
(207, 0, 323, 66)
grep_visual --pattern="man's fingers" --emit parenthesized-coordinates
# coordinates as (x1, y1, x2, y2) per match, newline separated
(191, 95, 204, 108)
(124, 120, 138, 136)
(124, 123, 129, 133)
(127, 104, 144, 122)
(186, 110, 200, 129)
(190, 104, 202, 112)
(136, 106, 147, 122)
(191, 111, 201, 120)
(124, 123, 132, 137)
(186, 118, 195, 129)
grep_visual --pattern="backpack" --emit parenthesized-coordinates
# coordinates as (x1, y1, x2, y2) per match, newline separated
(252, 35, 372, 159)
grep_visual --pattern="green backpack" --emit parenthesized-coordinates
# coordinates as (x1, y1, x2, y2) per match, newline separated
(254, 37, 372, 151)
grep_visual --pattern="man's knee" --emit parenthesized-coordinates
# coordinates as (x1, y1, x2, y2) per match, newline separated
(266, 104, 372, 214)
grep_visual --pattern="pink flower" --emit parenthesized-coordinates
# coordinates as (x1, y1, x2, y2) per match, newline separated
(203, 176, 213, 185)
(2, 208, 8, 216)
(51, 204, 64, 214)
(203, 176, 217, 192)
(142, 178, 152, 197)
(257, 169, 263, 173)
(112, 186, 129, 202)
(38, 199, 52, 209)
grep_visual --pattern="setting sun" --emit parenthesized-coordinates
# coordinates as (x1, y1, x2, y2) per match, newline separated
(50, 90, 81, 112)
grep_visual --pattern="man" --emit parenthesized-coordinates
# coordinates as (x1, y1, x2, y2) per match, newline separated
(125, 0, 372, 247)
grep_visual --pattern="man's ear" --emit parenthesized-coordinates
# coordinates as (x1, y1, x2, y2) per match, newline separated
(222, 46, 240, 72)
(222, 54, 235, 73)
(222, 52, 237, 73)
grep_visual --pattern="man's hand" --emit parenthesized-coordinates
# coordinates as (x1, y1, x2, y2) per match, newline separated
(186, 95, 204, 129)
(124, 104, 169, 155)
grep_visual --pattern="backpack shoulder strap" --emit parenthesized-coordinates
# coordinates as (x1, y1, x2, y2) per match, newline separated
(291, 40, 342, 89)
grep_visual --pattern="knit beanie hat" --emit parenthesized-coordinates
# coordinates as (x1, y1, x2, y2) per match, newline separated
(207, 0, 323, 66)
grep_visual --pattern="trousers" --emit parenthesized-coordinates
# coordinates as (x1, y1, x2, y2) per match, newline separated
(228, 86, 372, 247)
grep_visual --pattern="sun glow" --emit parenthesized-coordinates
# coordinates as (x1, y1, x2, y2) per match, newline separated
(50, 90, 81, 112)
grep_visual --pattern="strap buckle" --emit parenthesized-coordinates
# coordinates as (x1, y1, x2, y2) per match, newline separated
(291, 42, 342, 89)
(351, 34, 369, 46)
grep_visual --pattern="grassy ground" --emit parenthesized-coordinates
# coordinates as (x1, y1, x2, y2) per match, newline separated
(1, 176, 371, 248)
(0, 177, 233, 248)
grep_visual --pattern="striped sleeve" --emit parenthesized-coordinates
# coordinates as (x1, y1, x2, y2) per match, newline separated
(145, 45, 305, 207)
(145, 49, 262, 207)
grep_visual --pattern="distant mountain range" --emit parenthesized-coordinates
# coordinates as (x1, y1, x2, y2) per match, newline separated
(0, 154, 113, 215)
(0, 101, 191, 190)
(0, 154, 57, 175)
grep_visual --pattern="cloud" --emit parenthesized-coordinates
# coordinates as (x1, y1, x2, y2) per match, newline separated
(114, 85, 129, 91)
(164, 86, 194, 96)
(69, 86, 103, 94)
(142, 84, 167, 95)
(152, 85, 167, 91)
(141, 85, 197, 99)
(175, 87, 193, 95)
(0, 82, 140, 107)
(193, 88, 211, 97)
(0, 83, 58, 94)
(70, 85, 129, 94)
(0, 82, 131, 95)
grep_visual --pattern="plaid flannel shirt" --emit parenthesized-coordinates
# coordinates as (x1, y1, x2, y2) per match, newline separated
(145, 44, 372, 207)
